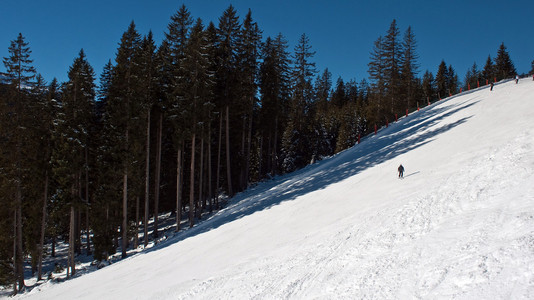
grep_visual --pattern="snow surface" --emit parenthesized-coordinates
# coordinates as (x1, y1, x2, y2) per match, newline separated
(12, 79, 534, 299)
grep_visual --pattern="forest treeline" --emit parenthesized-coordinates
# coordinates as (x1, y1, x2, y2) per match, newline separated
(0, 4, 524, 294)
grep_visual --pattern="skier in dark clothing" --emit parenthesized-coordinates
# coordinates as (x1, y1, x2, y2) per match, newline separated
(398, 164, 404, 178)
(490, 82, 494, 91)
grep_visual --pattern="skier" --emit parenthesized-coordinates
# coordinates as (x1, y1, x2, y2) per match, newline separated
(490, 82, 494, 91)
(398, 164, 404, 178)
(515, 75, 519, 84)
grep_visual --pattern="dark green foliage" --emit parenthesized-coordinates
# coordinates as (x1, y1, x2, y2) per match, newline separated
(482, 55, 495, 82)
(494, 43, 516, 80)
(282, 33, 316, 173)
(1, 10, 510, 290)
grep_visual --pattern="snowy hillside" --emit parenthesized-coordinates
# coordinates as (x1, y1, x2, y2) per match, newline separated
(14, 79, 534, 299)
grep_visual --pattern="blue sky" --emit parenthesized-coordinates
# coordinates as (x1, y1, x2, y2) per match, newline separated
(1, 0, 532, 86)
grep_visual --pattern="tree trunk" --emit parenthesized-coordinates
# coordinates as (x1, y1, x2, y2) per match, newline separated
(37, 171, 48, 281)
(272, 116, 279, 176)
(153, 113, 163, 240)
(240, 116, 246, 190)
(176, 143, 183, 232)
(216, 112, 222, 209)
(134, 196, 139, 249)
(225, 105, 233, 196)
(12, 209, 17, 294)
(246, 99, 253, 187)
(189, 132, 196, 228)
(69, 205, 76, 277)
(122, 129, 128, 259)
(144, 108, 151, 247)
(199, 135, 205, 217)
(85, 147, 91, 255)
(208, 126, 213, 213)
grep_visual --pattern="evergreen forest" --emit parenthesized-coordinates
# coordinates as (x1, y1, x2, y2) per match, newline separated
(0, 5, 520, 294)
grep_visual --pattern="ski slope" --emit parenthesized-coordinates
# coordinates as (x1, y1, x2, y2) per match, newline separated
(16, 79, 534, 299)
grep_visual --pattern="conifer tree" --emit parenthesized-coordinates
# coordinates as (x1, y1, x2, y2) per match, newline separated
(164, 4, 193, 231)
(482, 55, 495, 82)
(447, 65, 459, 95)
(107, 21, 142, 258)
(464, 62, 480, 90)
(312, 69, 334, 159)
(137, 32, 157, 245)
(422, 70, 435, 101)
(282, 33, 316, 172)
(91, 60, 119, 261)
(217, 5, 241, 195)
(400, 26, 419, 109)
(258, 34, 291, 177)
(1, 33, 36, 293)
(236, 9, 261, 191)
(367, 36, 386, 125)
(494, 42, 516, 80)
(435, 60, 448, 99)
(180, 18, 214, 226)
(383, 19, 402, 114)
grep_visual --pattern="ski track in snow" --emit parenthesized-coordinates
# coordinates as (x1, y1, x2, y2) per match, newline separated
(9, 79, 534, 299)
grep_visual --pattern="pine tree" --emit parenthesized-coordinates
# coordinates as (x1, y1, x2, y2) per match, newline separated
(53, 49, 96, 276)
(494, 42, 516, 80)
(282, 33, 316, 172)
(91, 60, 118, 261)
(464, 62, 480, 90)
(312, 69, 334, 159)
(447, 65, 459, 95)
(137, 32, 157, 245)
(164, 4, 193, 231)
(367, 36, 386, 126)
(435, 60, 448, 99)
(107, 21, 142, 258)
(482, 55, 495, 82)
(400, 26, 419, 109)
(1, 33, 36, 293)
(422, 70, 435, 102)
(258, 34, 291, 177)
(236, 9, 261, 192)
(383, 19, 402, 115)
(217, 5, 241, 195)
(174, 18, 212, 226)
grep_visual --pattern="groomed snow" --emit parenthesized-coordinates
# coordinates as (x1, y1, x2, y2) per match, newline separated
(13, 79, 534, 299)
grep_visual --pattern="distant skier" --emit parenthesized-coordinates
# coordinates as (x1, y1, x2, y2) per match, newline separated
(515, 75, 519, 84)
(398, 164, 404, 178)
(490, 82, 494, 91)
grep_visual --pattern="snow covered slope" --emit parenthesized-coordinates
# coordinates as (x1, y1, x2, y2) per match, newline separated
(17, 79, 534, 299)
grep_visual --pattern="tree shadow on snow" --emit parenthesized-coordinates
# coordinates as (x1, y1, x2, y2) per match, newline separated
(146, 98, 477, 253)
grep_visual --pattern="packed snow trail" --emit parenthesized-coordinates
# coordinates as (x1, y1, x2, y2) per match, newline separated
(14, 79, 534, 299)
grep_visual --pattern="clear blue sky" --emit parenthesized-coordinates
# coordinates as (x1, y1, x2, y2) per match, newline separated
(1, 0, 532, 86)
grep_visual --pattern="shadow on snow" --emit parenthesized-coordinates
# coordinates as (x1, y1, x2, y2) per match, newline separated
(144, 96, 478, 255)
